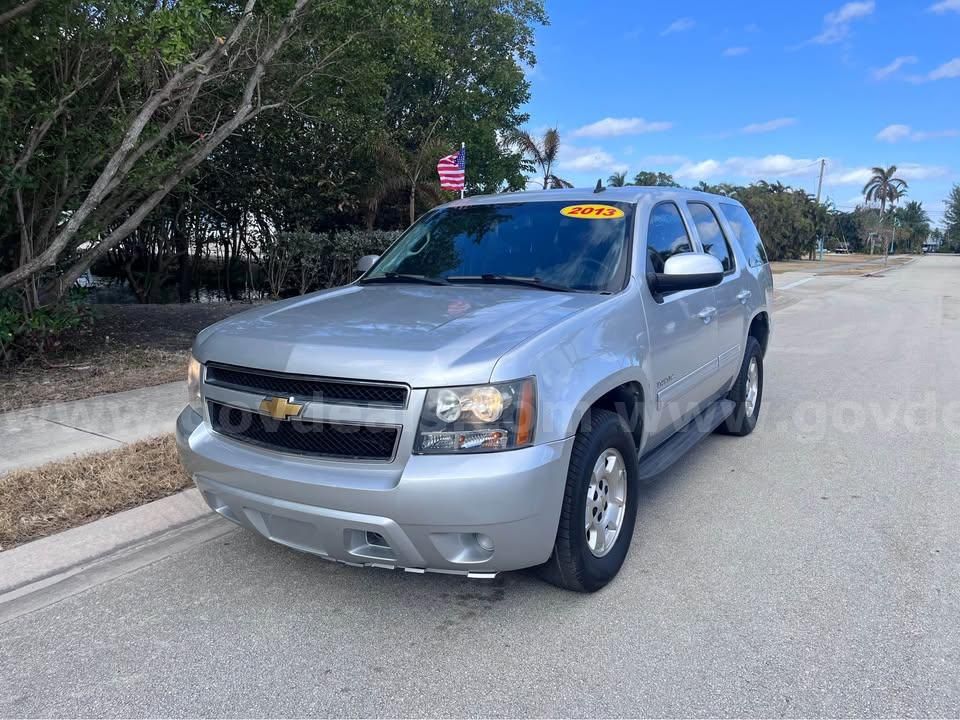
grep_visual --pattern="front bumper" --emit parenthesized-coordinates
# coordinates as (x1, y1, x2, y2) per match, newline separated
(175, 408, 573, 574)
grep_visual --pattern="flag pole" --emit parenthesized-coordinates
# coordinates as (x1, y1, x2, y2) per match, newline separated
(460, 142, 465, 200)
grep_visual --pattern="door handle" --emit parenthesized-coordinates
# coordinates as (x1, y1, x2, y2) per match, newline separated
(736, 289, 752, 304)
(697, 306, 717, 323)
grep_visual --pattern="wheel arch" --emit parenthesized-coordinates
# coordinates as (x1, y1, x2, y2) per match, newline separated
(748, 310, 770, 356)
(565, 374, 648, 453)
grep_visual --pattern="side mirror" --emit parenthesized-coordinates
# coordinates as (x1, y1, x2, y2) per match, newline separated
(355, 254, 379, 274)
(651, 253, 724, 293)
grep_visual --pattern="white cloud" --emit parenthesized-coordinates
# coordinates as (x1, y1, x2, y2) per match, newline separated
(829, 167, 873, 185)
(809, 1, 875, 44)
(674, 159, 724, 180)
(661, 17, 695, 35)
(557, 146, 627, 174)
(570, 117, 673, 138)
(928, 0, 960, 13)
(741, 117, 797, 134)
(928, 57, 960, 80)
(914, 129, 960, 140)
(666, 154, 950, 190)
(895, 163, 951, 181)
(876, 124, 913, 142)
(876, 124, 960, 142)
(872, 56, 918, 80)
(827, 163, 950, 185)
(673, 155, 819, 181)
(723, 47, 750, 57)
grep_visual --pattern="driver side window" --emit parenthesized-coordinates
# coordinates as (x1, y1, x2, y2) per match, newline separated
(646, 202, 693, 275)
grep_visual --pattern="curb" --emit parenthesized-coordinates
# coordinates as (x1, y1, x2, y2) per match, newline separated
(863, 257, 916, 277)
(0, 488, 218, 607)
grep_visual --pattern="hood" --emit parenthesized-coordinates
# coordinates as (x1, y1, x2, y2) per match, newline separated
(193, 284, 607, 386)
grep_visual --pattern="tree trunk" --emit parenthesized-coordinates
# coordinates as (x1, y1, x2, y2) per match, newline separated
(8, 0, 315, 298)
(223, 233, 232, 300)
(409, 183, 416, 226)
(872, 200, 886, 255)
(173, 200, 191, 303)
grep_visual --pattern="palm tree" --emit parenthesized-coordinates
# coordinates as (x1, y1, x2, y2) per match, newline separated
(894, 200, 930, 252)
(510, 127, 573, 189)
(607, 171, 628, 187)
(363, 131, 448, 227)
(863, 165, 908, 254)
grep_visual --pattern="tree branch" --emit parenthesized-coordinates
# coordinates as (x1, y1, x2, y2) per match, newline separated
(0, 0, 261, 292)
(46, 0, 313, 298)
(0, 0, 40, 26)
(0, 70, 104, 204)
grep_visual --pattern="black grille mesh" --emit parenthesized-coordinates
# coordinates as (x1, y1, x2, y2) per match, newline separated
(208, 401, 399, 460)
(205, 365, 407, 407)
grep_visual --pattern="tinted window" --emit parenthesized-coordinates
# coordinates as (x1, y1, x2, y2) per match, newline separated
(688, 202, 735, 273)
(365, 201, 632, 292)
(719, 203, 768, 268)
(645, 203, 692, 274)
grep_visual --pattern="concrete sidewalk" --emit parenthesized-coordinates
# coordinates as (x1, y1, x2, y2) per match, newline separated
(0, 381, 184, 473)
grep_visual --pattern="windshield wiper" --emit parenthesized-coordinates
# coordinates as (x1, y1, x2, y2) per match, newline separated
(446, 274, 576, 292)
(360, 272, 449, 286)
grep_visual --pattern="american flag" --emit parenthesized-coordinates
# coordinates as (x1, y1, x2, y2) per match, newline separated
(437, 147, 466, 191)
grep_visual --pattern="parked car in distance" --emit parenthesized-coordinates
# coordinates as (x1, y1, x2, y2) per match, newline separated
(176, 187, 773, 592)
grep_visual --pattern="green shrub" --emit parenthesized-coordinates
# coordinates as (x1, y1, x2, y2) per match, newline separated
(0, 292, 91, 367)
(265, 228, 400, 296)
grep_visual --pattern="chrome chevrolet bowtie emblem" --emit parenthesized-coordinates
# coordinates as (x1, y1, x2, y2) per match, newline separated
(259, 396, 304, 420)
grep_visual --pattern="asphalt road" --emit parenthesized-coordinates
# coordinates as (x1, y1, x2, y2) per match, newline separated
(2, 257, 959, 718)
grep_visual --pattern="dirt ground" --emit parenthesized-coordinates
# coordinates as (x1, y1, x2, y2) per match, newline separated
(0, 434, 188, 550)
(769, 253, 914, 275)
(0, 302, 257, 413)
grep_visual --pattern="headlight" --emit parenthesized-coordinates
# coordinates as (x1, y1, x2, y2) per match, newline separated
(186, 355, 203, 413)
(415, 378, 536, 453)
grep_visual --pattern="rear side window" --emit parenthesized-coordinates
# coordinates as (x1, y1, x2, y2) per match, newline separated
(719, 203, 768, 268)
(646, 203, 692, 274)
(687, 202, 735, 273)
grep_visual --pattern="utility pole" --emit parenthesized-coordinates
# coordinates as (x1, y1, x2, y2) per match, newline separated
(460, 141, 466, 200)
(813, 158, 826, 261)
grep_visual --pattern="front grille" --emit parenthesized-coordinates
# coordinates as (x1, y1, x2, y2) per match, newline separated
(208, 401, 400, 461)
(205, 364, 407, 408)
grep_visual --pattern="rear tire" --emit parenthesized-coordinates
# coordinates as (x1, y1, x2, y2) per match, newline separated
(717, 336, 763, 436)
(539, 409, 639, 593)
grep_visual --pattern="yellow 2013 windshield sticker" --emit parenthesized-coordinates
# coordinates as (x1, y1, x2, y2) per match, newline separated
(560, 204, 625, 219)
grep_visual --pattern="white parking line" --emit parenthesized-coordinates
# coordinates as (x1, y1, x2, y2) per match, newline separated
(779, 276, 817, 291)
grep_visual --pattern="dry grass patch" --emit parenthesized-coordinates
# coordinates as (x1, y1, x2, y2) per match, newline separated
(769, 254, 914, 275)
(0, 434, 189, 550)
(0, 347, 188, 413)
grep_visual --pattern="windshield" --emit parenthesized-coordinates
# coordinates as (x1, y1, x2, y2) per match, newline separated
(362, 201, 633, 292)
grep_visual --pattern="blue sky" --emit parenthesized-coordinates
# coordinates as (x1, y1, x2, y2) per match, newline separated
(521, 0, 959, 225)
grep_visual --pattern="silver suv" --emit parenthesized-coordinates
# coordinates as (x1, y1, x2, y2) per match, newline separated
(176, 188, 773, 592)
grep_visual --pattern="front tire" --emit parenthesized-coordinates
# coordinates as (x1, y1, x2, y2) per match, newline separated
(717, 336, 763, 436)
(539, 409, 639, 592)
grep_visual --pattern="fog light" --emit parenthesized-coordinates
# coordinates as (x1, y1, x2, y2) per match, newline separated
(475, 533, 494, 552)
